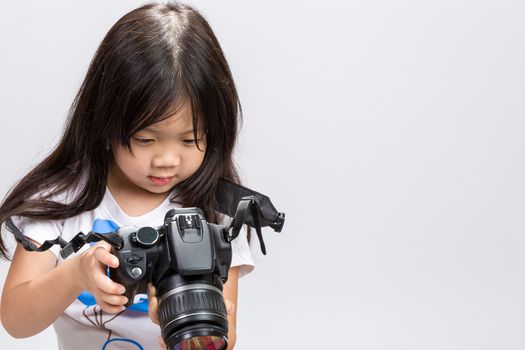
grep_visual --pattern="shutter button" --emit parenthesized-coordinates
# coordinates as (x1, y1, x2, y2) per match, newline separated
(131, 267, 143, 278)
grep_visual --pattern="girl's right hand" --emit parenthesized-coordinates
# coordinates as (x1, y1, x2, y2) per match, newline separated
(74, 242, 128, 313)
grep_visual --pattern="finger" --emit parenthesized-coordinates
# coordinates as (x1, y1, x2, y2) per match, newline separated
(93, 271, 126, 295)
(225, 299, 235, 315)
(94, 240, 113, 250)
(93, 246, 119, 268)
(148, 283, 156, 299)
(98, 291, 129, 306)
(97, 299, 126, 314)
(148, 283, 160, 325)
(149, 294, 160, 325)
(158, 335, 167, 350)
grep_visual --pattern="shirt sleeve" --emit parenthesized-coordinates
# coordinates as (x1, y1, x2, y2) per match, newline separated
(9, 215, 63, 258)
(229, 225, 255, 278)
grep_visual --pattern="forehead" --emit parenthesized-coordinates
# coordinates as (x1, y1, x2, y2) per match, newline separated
(143, 102, 196, 133)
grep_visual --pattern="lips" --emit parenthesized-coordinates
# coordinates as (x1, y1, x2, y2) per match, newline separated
(149, 176, 174, 186)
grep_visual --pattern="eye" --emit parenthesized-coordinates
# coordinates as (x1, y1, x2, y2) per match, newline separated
(133, 137, 154, 145)
(183, 139, 199, 145)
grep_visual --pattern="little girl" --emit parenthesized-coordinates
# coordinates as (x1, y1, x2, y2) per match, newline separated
(0, 2, 253, 349)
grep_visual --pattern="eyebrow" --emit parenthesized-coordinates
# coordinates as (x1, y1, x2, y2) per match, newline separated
(141, 127, 196, 135)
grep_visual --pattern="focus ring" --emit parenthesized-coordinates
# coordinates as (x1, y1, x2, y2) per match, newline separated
(159, 288, 226, 326)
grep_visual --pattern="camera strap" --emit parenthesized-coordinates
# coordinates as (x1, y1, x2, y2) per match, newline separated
(5, 217, 123, 259)
(229, 195, 267, 255)
(5, 218, 69, 253)
(6, 179, 284, 258)
(217, 179, 285, 233)
(59, 231, 123, 259)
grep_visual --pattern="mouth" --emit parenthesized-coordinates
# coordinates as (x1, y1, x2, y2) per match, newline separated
(149, 176, 174, 186)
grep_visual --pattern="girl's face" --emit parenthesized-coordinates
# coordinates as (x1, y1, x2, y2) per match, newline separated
(110, 105, 206, 196)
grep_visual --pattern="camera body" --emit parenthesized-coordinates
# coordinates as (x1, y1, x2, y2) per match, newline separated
(109, 207, 233, 349)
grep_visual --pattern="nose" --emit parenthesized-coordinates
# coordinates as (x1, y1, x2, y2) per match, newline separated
(151, 148, 181, 168)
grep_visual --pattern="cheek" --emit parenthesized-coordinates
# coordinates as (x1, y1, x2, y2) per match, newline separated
(186, 151, 205, 172)
(114, 148, 147, 173)
(195, 150, 206, 167)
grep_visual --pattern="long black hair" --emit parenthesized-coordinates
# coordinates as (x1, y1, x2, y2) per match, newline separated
(0, 2, 242, 259)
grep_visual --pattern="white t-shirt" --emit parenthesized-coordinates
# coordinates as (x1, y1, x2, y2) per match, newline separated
(10, 188, 254, 350)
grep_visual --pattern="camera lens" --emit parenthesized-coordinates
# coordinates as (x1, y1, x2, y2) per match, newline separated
(170, 335, 226, 350)
(157, 275, 228, 350)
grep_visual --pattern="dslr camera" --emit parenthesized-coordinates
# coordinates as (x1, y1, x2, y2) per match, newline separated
(109, 207, 234, 350)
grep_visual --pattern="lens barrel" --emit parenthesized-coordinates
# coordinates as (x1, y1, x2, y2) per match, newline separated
(157, 275, 228, 350)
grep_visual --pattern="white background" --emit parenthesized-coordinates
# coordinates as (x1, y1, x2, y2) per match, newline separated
(1, 0, 525, 349)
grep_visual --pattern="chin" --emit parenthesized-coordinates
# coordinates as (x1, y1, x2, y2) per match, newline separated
(147, 186, 172, 194)
(149, 181, 178, 192)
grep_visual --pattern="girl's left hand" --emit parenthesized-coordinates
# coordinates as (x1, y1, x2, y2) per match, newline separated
(147, 283, 235, 350)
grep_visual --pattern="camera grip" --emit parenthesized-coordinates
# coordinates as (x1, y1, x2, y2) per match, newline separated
(108, 266, 141, 308)
(122, 284, 140, 308)
(108, 248, 149, 308)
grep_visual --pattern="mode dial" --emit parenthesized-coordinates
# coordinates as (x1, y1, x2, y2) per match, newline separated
(130, 227, 159, 248)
